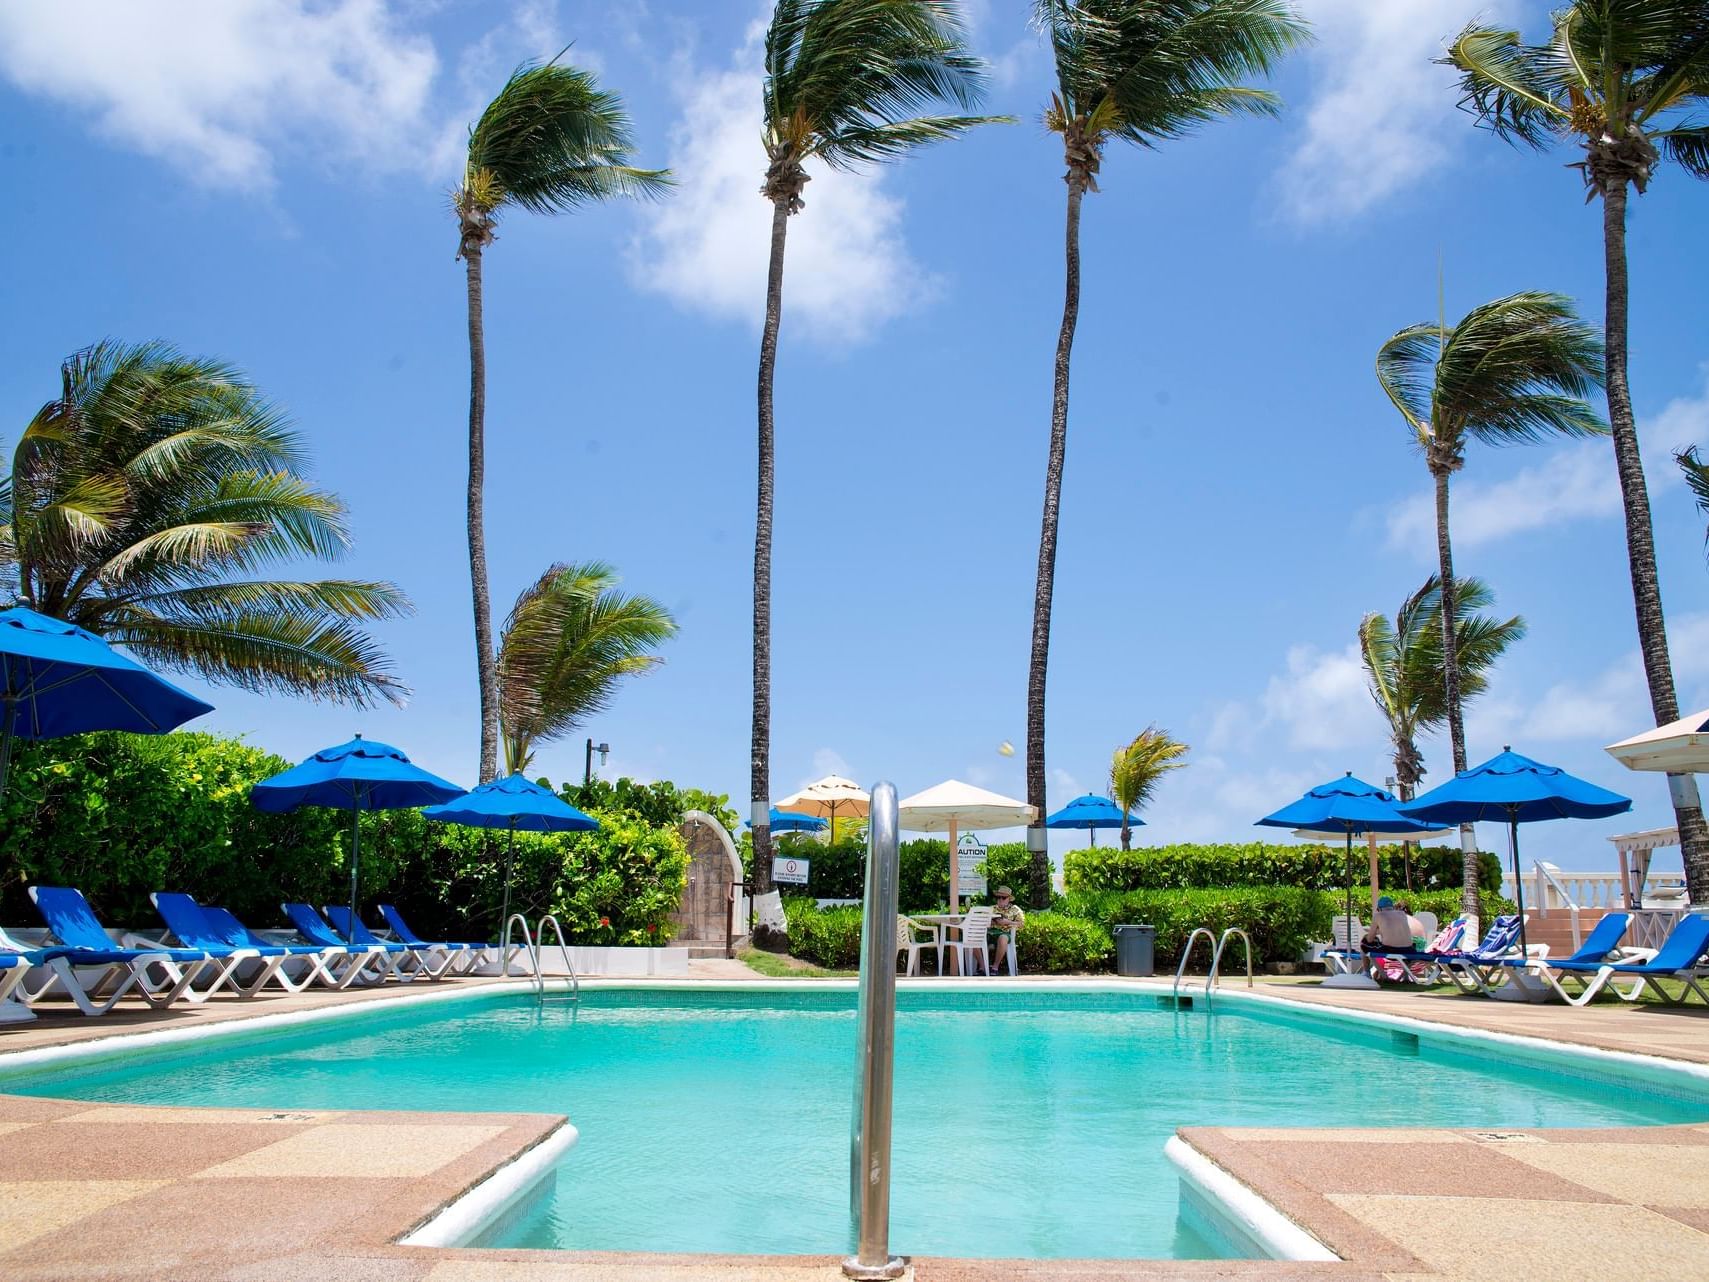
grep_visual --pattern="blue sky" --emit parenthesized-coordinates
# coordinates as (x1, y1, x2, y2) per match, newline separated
(2, 1, 1706, 879)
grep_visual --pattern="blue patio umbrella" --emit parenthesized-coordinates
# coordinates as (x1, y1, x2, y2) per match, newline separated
(1046, 794, 1142, 847)
(422, 774, 598, 936)
(1399, 748, 1631, 955)
(746, 808, 828, 835)
(1256, 773, 1445, 939)
(0, 606, 213, 794)
(251, 735, 464, 942)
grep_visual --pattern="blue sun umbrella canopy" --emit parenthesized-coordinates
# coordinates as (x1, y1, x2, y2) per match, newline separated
(1045, 794, 1142, 846)
(0, 605, 214, 794)
(422, 773, 597, 937)
(251, 735, 464, 942)
(1256, 774, 1445, 933)
(746, 808, 827, 834)
(1399, 748, 1631, 954)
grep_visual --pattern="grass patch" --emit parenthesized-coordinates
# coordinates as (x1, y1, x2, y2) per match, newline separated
(737, 947, 856, 979)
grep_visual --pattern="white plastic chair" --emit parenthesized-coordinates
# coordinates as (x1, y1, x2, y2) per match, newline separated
(947, 908, 994, 977)
(897, 915, 939, 976)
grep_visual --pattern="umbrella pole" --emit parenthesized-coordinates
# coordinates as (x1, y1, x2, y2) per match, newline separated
(1508, 812, 1527, 956)
(1367, 832, 1380, 918)
(500, 823, 516, 944)
(0, 700, 16, 798)
(1344, 830, 1354, 943)
(948, 818, 959, 915)
(347, 809, 361, 944)
(1090, 827, 1096, 848)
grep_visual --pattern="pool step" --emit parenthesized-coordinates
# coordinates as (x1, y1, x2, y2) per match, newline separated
(669, 940, 744, 959)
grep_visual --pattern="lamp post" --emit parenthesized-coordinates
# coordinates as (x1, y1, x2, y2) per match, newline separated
(584, 738, 610, 787)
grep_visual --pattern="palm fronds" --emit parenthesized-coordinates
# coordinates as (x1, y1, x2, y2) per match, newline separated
(1446, 3, 1709, 188)
(4, 342, 411, 706)
(1108, 727, 1189, 835)
(1377, 292, 1604, 468)
(1360, 576, 1525, 796)
(763, 0, 1008, 184)
(457, 56, 670, 240)
(1678, 445, 1709, 557)
(1036, 0, 1306, 158)
(497, 562, 677, 776)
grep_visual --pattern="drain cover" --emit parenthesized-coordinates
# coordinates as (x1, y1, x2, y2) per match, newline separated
(1470, 1131, 1540, 1142)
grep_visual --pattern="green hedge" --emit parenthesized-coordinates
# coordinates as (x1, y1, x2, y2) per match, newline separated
(1064, 841, 1503, 896)
(1016, 912, 1113, 973)
(752, 837, 1048, 910)
(783, 898, 863, 969)
(0, 732, 690, 944)
(1062, 887, 1332, 966)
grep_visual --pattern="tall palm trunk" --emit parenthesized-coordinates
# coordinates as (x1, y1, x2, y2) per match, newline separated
(1431, 466, 1480, 916)
(750, 196, 791, 912)
(1120, 816, 1131, 851)
(464, 240, 500, 784)
(1600, 179, 1709, 900)
(1026, 170, 1087, 910)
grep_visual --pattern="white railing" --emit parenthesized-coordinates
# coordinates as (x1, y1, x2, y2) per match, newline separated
(1527, 862, 1692, 952)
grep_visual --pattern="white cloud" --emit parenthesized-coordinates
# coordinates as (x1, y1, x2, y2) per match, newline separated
(1277, 0, 1516, 224)
(0, 0, 441, 191)
(1383, 376, 1709, 553)
(1259, 642, 1376, 752)
(628, 23, 939, 344)
(1464, 612, 1709, 747)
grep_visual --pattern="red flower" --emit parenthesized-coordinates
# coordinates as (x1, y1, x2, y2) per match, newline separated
(647, 923, 657, 933)
(598, 916, 610, 927)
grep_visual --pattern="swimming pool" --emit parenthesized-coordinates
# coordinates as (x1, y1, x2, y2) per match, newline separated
(3, 985, 1705, 1259)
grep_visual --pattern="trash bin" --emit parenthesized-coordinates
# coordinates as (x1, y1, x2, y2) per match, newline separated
(1113, 924, 1155, 977)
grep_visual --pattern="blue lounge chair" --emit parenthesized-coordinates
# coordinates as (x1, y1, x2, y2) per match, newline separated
(1490, 912, 1633, 1003)
(378, 904, 489, 974)
(283, 902, 411, 981)
(1438, 915, 1527, 993)
(27, 886, 211, 1015)
(322, 905, 454, 979)
(1543, 913, 1709, 1007)
(200, 904, 378, 990)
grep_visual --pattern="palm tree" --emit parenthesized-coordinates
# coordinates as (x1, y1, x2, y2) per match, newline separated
(1108, 727, 1188, 850)
(749, 0, 1003, 914)
(456, 58, 669, 784)
(1025, 0, 1306, 904)
(1377, 293, 1603, 913)
(1445, 2, 1709, 911)
(2, 341, 407, 702)
(1360, 574, 1527, 801)
(496, 562, 676, 777)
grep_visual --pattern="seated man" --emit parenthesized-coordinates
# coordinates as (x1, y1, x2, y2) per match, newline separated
(1361, 896, 1416, 952)
(990, 885, 1025, 972)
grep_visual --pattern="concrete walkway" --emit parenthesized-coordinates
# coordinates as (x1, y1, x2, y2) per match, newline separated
(2, 968, 1707, 1280)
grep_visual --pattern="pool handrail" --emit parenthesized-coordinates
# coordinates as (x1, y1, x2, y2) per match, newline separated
(1173, 927, 1217, 1003)
(1208, 928, 1254, 998)
(845, 779, 902, 1281)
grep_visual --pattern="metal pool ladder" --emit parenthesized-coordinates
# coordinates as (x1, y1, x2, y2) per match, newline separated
(501, 912, 580, 1003)
(1171, 926, 1254, 1006)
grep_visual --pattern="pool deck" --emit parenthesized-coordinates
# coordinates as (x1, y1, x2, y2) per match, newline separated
(2, 969, 1707, 1281)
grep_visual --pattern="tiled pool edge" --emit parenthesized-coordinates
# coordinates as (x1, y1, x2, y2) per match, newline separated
(1164, 1136, 1337, 1263)
(401, 1119, 580, 1247)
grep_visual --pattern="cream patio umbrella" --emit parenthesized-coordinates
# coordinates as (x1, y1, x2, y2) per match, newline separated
(898, 780, 1036, 912)
(1606, 709, 1709, 774)
(1292, 825, 1449, 918)
(776, 774, 870, 843)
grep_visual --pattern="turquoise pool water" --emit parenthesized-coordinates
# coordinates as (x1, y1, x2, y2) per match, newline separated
(3, 988, 1706, 1259)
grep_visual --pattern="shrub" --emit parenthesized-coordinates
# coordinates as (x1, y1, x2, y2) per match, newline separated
(1064, 841, 1503, 896)
(1016, 912, 1112, 973)
(783, 898, 863, 969)
(1062, 886, 1332, 966)
(0, 732, 348, 927)
(1, 732, 691, 945)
